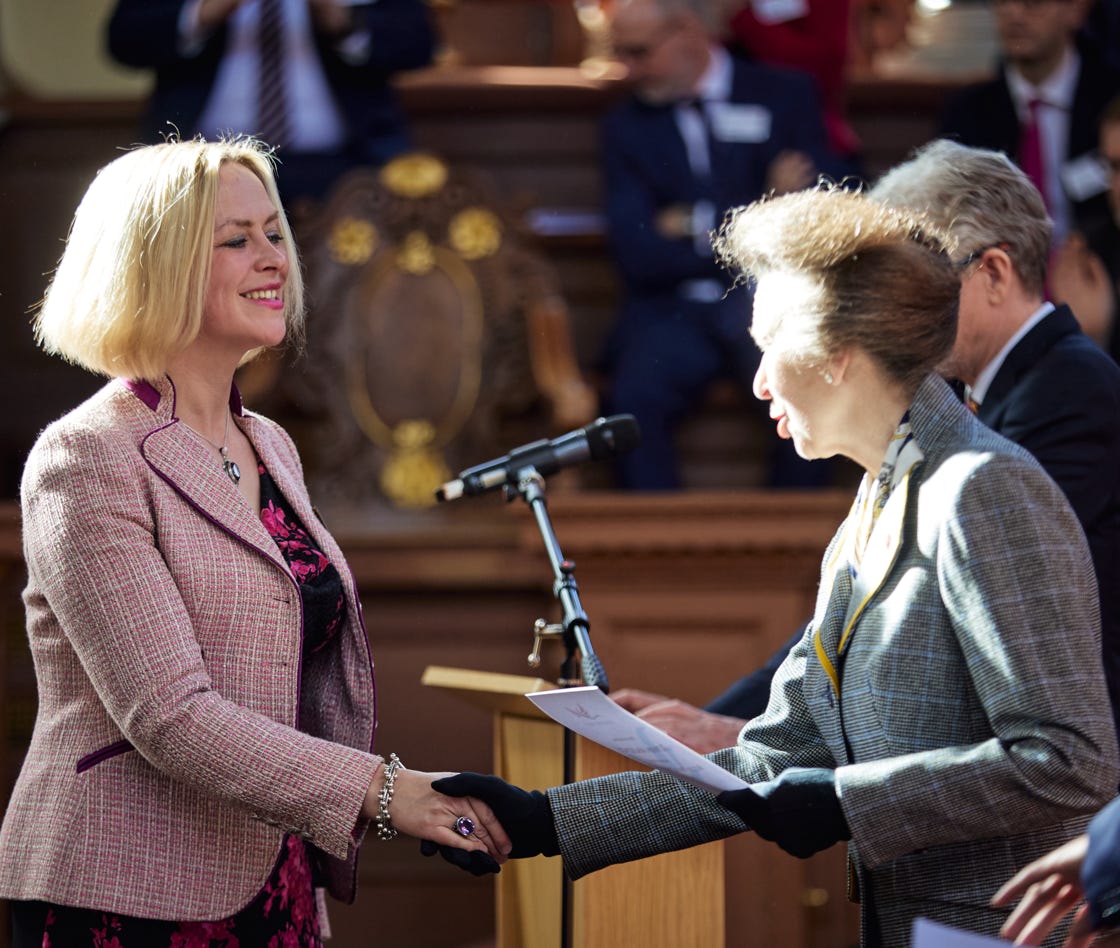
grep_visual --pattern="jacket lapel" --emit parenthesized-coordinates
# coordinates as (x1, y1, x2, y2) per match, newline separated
(634, 102, 697, 194)
(980, 306, 1077, 424)
(811, 438, 920, 700)
(841, 471, 912, 647)
(240, 414, 366, 642)
(143, 422, 286, 570)
(243, 416, 324, 550)
(129, 377, 288, 572)
(809, 512, 855, 699)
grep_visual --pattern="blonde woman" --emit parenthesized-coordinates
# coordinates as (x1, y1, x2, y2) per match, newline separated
(0, 137, 508, 947)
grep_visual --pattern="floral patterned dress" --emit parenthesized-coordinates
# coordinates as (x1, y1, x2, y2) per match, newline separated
(14, 463, 347, 948)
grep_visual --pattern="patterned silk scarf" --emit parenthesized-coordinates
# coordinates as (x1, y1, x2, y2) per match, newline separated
(848, 412, 923, 574)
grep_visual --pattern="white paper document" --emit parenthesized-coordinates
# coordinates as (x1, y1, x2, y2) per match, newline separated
(526, 685, 749, 794)
(912, 918, 1010, 947)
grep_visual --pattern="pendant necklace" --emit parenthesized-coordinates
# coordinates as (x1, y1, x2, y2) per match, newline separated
(181, 412, 242, 485)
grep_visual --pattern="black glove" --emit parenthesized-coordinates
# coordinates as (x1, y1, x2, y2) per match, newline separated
(717, 767, 850, 859)
(431, 773, 560, 859)
(419, 839, 501, 876)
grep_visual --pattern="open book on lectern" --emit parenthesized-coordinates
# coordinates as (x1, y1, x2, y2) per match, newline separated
(526, 685, 749, 795)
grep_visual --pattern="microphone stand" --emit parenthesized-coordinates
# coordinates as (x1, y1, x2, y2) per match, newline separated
(507, 466, 609, 695)
(505, 466, 607, 948)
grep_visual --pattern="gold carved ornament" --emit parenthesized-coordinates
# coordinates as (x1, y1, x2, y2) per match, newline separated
(327, 218, 378, 266)
(448, 207, 502, 260)
(330, 154, 505, 508)
(378, 152, 449, 199)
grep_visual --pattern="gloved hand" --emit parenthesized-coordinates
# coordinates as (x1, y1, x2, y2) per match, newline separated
(419, 839, 501, 876)
(717, 767, 849, 859)
(431, 773, 560, 859)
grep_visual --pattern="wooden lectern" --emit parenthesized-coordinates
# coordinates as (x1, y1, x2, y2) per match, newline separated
(422, 666, 725, 948)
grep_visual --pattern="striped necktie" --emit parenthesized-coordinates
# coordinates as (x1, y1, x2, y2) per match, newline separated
(256, 0, 290, 148)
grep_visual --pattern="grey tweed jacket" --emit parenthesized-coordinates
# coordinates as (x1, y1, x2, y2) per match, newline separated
(547, 374, 1119, 946)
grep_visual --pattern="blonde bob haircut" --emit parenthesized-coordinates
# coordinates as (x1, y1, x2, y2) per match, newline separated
(713, 184, 959, 394)
(34, 136, 305, 381)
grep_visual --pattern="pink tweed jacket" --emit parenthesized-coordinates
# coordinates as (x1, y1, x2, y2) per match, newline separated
(0, 376, 381, 920)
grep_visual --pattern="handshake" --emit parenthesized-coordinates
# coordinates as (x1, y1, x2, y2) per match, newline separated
(425, 767, 849, 874)
(421, 774, 559, 875)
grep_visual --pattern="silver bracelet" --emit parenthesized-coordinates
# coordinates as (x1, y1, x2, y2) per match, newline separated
(375, 752, 404, 841)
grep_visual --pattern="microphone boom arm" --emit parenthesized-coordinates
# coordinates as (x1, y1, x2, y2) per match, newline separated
(512, 466, 609, 693)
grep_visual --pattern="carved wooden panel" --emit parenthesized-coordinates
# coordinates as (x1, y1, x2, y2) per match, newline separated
(290, 153, 595, 511)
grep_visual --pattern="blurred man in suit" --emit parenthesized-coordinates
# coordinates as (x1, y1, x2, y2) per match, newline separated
(1050, 93, 1120, 358)
(940, 0, 1120, 246)
(107, 0, 436, 207)
(600, 0, 838, 490)
(616, 141, 1120, 758)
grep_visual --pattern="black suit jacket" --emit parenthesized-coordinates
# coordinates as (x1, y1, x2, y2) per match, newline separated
(713, 307, 1120, 740)
(978, 305, 1120, 743)
(939, 44, 1120, 233)
(107, 0, 435, 164)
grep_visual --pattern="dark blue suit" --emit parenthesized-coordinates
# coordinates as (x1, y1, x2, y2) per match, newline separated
(107, 0, 435, 201)
(600, 56, 835, 490)
(710, 307, 1120, 745)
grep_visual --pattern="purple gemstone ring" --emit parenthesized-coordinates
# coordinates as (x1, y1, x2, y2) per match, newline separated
(454, 816, 476, 837)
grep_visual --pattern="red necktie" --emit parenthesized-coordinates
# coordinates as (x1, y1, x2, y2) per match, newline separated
(1019, 98, 1048, 210)
(256, 0, 290, 148)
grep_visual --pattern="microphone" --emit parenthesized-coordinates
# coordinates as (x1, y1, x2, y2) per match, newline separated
(435, 414, 641, 502)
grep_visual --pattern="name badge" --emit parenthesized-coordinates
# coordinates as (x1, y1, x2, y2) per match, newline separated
(752, 0, 809, 25)
(1061, 151, 1110, 202)
(708, 103, 772, 143)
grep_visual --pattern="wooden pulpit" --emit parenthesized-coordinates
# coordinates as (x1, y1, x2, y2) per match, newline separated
(422, 665, 725, 948)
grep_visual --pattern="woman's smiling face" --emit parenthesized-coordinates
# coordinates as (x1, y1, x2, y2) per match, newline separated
(199, 162, 289, 359)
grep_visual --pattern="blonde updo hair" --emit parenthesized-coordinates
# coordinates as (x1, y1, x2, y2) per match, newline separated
(713, 185, 960, 393)
(34, 136, 305, 381)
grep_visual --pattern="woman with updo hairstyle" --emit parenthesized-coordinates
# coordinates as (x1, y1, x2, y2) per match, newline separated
(429, 186, 1118, 947)
(0, 137, 511, 947)
(720, 185, 962, 404)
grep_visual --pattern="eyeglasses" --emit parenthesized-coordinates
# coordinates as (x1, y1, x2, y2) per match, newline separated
(611, 20, 679, 61)
(953, 243, 1010, 273)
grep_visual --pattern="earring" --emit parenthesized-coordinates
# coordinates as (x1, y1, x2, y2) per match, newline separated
(824, 371, 834, 385)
